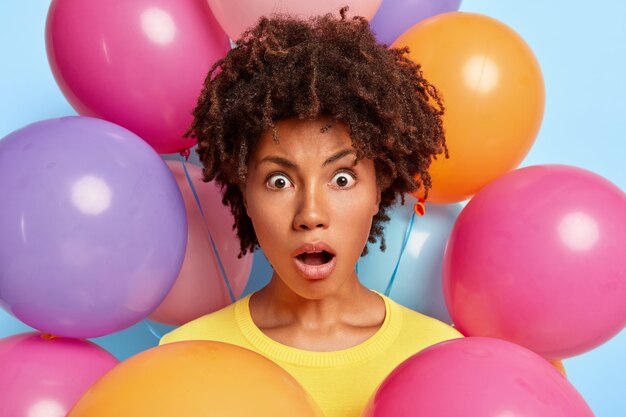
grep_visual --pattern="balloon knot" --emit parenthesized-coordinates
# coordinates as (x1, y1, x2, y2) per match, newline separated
(414, 199, 426, 216)
(179, 148, 191, 161)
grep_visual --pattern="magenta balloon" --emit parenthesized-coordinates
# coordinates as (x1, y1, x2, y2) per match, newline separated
(370, 0, 462, 45)
(46, 0, 230, 154)
(0, 332, 119, 417)
(0, 117, 187, 338)
(443, 165, 626, 359)
(364, 337, 594, 417)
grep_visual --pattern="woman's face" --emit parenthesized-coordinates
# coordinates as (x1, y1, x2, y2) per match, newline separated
(243, 118, 380, 299)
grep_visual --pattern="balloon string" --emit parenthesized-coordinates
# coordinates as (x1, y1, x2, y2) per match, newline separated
(143, 320, 164, 340)
(180, 159, 236, 303)
(384, 210, 416, 296)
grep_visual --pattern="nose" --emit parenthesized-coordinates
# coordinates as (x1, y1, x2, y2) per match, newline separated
(293, 185, 329, 231)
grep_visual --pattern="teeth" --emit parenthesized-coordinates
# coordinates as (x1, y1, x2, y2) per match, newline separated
(296, 249, 334, 256)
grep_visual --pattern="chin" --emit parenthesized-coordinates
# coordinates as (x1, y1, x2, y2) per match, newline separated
(278, 267, 354, 300)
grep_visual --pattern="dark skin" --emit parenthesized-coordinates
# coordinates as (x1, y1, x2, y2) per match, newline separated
(244, 118, 385, 351)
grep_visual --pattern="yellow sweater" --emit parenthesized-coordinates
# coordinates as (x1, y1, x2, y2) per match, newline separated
(160, 292, 462, 417)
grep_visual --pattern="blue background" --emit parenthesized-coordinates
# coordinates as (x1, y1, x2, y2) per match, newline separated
(1, 1, 624, 416)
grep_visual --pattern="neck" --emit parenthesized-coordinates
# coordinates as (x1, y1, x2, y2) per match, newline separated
(251, 271, 380, 330)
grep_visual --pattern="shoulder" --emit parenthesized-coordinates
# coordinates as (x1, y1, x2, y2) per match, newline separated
(159, 297, 243, 346)
(385, 295, 463, 344)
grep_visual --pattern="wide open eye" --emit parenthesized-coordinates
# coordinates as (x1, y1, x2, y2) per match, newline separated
(266, 173, 294, 190)
(330, 170, 356, 189)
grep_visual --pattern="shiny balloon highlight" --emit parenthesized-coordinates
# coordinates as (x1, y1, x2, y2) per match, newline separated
(0, 332, 118, 417)
(443, 165, 626, 358)
(46, 0, 230, 153)
(394, 12, 545, 203)
(0, 117, 187, 338)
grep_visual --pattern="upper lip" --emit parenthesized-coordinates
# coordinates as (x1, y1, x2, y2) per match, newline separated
(291, 241, 336, 258)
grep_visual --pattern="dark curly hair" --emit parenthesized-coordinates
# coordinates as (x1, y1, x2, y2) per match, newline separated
(186, 7, 446, 258)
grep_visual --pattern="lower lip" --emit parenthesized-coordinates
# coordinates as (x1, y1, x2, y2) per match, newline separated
(293, 255, 337, 280)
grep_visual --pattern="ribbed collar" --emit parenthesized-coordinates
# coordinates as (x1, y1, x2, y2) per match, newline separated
(235, 291, 403, 367)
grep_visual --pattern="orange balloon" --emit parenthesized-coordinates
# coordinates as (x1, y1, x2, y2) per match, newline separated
(67, 341, 323, 417)
(393, 12, 545, 203)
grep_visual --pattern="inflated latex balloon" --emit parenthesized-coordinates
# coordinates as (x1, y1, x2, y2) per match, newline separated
(0, 117, 187, 338)
(149, 161, 252, 325)
(359, 196, 462, 323)
(67, 341, 323, 417)
(443, 165, 626, 359)
(207, 0, 382, 40)
(363, 337, 594, 417)
(370, 0, 461, 45)
(0, 332, 118, 417)
(46, 0, 230, 154)
(393, 12, 544, 203)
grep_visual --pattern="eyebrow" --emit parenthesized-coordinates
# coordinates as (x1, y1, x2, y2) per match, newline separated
(258, 148, 357, 169)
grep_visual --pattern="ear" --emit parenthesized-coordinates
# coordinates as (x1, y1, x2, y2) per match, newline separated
(373, 187, 381, 216)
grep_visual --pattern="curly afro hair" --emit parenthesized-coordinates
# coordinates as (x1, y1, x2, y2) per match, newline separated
(186, 7, 447, 258)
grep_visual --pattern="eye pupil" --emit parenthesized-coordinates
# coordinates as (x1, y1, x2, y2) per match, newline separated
(337, 176, 348, 187)
(275, 178, 286, 188)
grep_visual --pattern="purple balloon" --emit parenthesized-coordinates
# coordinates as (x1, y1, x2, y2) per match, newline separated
(0, 332, 119, 417)
(0, 117, 187, 338)
(370, 0, 462, 45)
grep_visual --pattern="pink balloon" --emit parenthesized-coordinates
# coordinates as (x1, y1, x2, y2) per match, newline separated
(443, 165, 626, 359)
(207, 0, 382, 40)
(149, 161, 252, 325)
(0, 332, 119, 417)
(363, 337, 594, 417)
(46, 0, 230, 154)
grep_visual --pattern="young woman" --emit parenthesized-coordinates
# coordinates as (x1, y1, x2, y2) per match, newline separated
(161, 8, 462, 417)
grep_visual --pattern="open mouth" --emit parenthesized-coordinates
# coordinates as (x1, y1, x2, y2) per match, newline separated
(296, 250, 335, 265)
(292, 242, 337, 280)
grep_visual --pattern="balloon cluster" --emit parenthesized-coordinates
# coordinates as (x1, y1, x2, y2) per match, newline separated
(379, 6, 625, 361)
(361, 4, 625, 417)
(1, 0, 255, 415)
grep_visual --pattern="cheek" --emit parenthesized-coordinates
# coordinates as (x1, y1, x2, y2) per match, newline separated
(244, 190, 286, 241)
(332, 188, 378, 233)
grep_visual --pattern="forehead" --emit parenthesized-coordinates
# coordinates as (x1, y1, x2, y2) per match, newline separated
(250, 118, 354, 163)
